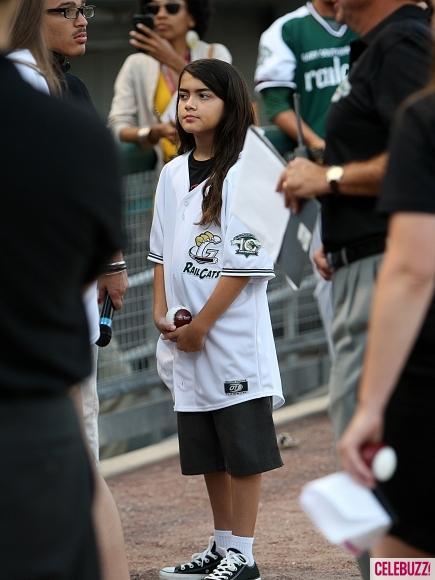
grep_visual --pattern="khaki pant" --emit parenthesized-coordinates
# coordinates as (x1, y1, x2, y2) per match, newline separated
(328, 253, 383, 580)
(328, 253, 383, 439)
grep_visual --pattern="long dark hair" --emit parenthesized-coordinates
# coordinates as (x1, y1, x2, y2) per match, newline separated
(9, 0, 60, 94)
(177, 59, 254, 226)
(140, 0, 211, 37)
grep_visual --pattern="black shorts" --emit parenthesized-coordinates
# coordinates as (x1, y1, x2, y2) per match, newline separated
(177, 397, 283, 476)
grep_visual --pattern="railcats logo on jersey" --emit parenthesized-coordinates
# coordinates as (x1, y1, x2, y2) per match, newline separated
(183, 231, 221, 280)
(189, 231, 222, 264)
(231, 233, 261, 257)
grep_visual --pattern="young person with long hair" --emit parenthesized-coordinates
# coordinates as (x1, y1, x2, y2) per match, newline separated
(108, 0, 231, 164)
(7, 0, 60, 93)
(42, 2, 130, 579)
(148, 59, 284, 580)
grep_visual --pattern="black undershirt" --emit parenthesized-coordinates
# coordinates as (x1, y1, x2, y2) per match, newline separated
(188, 151, 214, 190)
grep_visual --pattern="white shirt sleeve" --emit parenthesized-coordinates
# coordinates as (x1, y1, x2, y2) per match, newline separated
(221, 164, 275, 280)
(254, 16, 297, 93)
(148, 167, 166, 265)
(108, 56, 139, 138)
(7, 49, 50, 94)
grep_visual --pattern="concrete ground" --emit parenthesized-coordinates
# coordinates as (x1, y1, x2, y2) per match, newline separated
(104, 398, 360, 579)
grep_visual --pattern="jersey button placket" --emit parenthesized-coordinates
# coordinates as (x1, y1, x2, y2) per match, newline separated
(182, 198, 189, 220)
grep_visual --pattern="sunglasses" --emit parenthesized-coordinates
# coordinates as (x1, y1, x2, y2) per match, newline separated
(144, 2, 184, 16)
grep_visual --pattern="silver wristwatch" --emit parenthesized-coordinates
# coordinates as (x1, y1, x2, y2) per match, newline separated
(137, 126, 151, 142)
(326, 165, 344, 193)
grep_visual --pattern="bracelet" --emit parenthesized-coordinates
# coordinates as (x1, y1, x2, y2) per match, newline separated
(104, 269, 127, 276)
(105, 260, 127, 275)
(107, 260, 126, 268)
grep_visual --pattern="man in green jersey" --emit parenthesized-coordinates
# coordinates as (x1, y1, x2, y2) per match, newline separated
(255, 0, 355, 153)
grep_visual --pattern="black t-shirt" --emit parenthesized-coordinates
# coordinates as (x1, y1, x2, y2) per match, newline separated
(0, 56, 123, 395)
(321, 5, 431, 252)
(54, 53, 94, 110)
(379, 92, 435, 376)
(63, 72, 94, 108)
(379, 93, 435, 215)
(188, 152, 214, 190)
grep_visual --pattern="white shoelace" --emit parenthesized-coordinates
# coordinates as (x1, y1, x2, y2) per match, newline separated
(205, 551, 249, 579)
(180, 536, 219, 571)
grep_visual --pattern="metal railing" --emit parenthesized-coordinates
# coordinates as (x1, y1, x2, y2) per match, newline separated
(97, 143, 330, 457)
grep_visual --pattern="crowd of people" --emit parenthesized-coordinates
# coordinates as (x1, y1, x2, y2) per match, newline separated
(1, 0, 434, 578)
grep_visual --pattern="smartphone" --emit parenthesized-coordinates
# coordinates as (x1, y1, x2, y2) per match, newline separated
(132, 13, 154, 32)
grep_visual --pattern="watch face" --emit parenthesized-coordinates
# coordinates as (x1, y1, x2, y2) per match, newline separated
(328, 166, 344, 182)
(138, 127, 150, 140)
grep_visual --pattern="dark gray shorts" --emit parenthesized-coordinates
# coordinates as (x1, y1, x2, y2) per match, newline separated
(177, 397, 283, 476)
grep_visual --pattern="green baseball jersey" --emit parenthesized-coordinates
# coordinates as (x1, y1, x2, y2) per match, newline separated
(255, 1, 356, 138)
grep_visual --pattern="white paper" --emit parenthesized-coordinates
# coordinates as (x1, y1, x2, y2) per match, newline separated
(299, 472, 392, 554)
(231, 127, 289, 261)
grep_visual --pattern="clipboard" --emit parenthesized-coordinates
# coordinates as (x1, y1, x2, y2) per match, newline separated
(277, 198, 319, 290)
(231, 126, 289, 262)
(232, 126, 318, 289)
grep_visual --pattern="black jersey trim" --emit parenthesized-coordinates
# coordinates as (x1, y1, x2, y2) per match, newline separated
(221, 268, 275, 277)
(147, 253, 164, 264)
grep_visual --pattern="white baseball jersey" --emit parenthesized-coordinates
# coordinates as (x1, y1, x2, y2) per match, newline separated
(148, 153, 284, 412)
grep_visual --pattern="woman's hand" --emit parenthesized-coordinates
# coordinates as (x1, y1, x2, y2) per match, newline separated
(163, 320, 207, 352)
(338, 405, 384, 488)
(129, 25, 186, 73)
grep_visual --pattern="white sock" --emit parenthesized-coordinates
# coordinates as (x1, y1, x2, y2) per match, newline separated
(214, 529, 232, 556)
(229, 535, 254, 566)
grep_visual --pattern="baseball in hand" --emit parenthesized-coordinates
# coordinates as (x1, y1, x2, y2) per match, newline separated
(361, 443, 397, 482)
(166, 306, 192, 328)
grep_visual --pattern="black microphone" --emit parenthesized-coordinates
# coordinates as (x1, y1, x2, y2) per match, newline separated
(96, 293, 114, 347)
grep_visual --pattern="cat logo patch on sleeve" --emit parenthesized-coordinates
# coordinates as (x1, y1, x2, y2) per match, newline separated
(224, 380, 248, 395)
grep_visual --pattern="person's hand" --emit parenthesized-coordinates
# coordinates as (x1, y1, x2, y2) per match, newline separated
(155, 315, 176, 336)
(338, 405, 384, 488)
(164, 320, 206, 352)
(129, 25, 186, 72)
(276, 158, 328, 212)
(313, 246, 333, 280)
(148, 122, 177, 145)
(308, 136, 326, 151)
(98, 270, 129, 310)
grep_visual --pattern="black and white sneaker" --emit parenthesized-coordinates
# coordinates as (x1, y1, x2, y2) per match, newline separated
(159, 536, 223, 579)
(203, 549, 261, 580)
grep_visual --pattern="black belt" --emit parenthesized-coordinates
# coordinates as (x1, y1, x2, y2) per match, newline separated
(326, 237, 386, 271)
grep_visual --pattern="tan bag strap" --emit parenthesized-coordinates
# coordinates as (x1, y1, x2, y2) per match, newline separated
(207, 44, 215, 59)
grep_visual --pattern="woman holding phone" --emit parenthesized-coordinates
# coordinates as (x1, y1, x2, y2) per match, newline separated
(108, 0, 231, 164)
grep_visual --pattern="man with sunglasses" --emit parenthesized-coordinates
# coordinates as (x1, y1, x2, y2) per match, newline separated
(43, 3, 130, 580)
